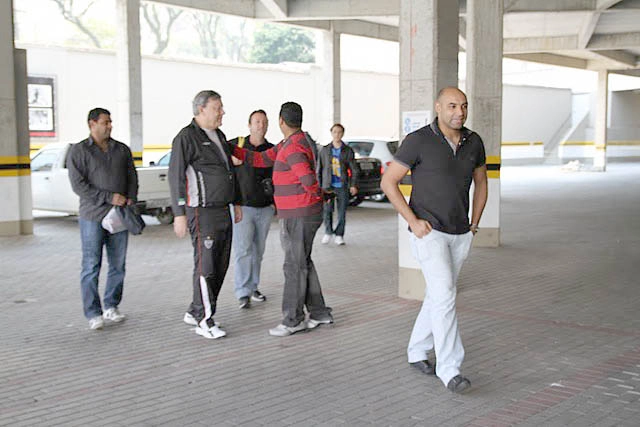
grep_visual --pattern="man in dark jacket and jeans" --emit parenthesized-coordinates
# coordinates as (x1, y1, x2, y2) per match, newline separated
(169, 90, 242, 340)
(317, 123, 358, 245)
(67, 107, 138, 331)
(228, 109, 274, 309)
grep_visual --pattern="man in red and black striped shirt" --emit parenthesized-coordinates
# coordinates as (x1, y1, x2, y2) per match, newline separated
(233, 102, 333, 336)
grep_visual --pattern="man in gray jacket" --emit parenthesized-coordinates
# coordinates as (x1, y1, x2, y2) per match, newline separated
(317, 123, 358, 245)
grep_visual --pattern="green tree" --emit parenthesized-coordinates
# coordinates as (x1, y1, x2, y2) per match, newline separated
(51, 0, 102, 48)
(249, 24, 315, 64)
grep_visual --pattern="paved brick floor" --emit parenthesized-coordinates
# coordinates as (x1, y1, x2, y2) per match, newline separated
(1, 163, 639, 426)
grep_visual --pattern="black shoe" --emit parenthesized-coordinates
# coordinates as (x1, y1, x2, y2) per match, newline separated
(447, 375, 471, 394)
(410, 360, 436, 375)
(238, 297, 250, 309)
(251, 290, 266, 302)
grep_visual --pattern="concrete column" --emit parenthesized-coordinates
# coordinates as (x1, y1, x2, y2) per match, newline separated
(466, 0, 503, 247)
(320, 25, 341, 135)
(593, 69, 608, 171)
(116, 0, 143, 165)
(0, 0, 32, 236)
(398, 0, 459, 300)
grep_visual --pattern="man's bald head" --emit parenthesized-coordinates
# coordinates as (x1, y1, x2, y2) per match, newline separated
(435, 87, 468, 133)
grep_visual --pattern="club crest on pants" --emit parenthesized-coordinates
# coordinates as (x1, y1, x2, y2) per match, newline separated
(204, 237, 214, 249)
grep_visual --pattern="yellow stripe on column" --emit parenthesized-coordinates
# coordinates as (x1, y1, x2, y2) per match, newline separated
(132, 151, 143, 167)
(0, 156, 31, 177)
(486, 155, 500, 179)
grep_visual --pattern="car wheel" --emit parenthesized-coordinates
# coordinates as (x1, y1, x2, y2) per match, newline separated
(156, 210, 174, 225)
(369, 193, 387, 202)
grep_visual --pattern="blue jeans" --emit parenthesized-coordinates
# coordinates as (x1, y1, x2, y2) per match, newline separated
(79, 218, 129, 319)
(232, 205, 274, 299)
(323, 186, 349, 236)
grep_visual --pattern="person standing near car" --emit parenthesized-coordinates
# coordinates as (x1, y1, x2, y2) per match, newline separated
(228, 110, 274, 309)
(232, 102, 333, 337)
(381, 87, 488, 394)
(169, 90, 242, 340)
(67, 107, 138, 330)
(317, 123, 358, 246)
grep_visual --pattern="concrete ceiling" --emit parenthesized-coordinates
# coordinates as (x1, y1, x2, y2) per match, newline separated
(157, 0, 640, 76)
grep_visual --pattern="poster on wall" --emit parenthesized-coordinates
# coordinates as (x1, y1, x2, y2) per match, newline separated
(28, 76, 56, 137)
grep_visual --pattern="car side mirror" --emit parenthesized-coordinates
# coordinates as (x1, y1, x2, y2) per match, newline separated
(149, 161, 156, 166)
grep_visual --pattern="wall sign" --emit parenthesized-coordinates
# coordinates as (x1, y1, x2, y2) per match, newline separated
(28, 76, 56, 138)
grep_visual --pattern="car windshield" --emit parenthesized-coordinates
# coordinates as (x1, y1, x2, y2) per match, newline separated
(346, 141, 374, 157)
(387, 141, 399, 155)
(157, 152, 171, 166)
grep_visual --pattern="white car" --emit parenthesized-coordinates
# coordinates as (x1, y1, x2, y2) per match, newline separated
(344, 138, 398, 201)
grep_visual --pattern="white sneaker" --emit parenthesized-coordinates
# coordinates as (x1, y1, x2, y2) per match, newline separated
(334, 236, 345, 245)
(89, 316, 104, 330)
(183, 312, 198, 326)
(195, 325, 227, 339)
(186, 313, 221, 327)
(307, 317, 334, 329)
(321, 234, 332, 244)
(103, 308, 125, 323)
(268, 321, 307, 337)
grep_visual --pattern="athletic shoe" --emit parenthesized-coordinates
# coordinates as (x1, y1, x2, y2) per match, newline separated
(307, 317, 334, 329)
(268, 322, 307, 337)
(89, 316, 104, 330)
(447, 375, 471, 394)
(410, 360, 436, 376)
(321, 234, 332, 244)
(183, 312, 198, 326)
(334, 236, 345, 245)
(195, 325, 226, 339)
(251, 290, 266, 302)
(238, 296, 250, 309)
(103, 308, 125, 322)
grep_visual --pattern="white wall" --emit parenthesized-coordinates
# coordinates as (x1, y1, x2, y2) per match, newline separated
(23, 44, 401, 163)
(502, 84, 572, 143)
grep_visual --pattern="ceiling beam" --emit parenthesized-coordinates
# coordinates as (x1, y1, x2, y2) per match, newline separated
(284, 0, 398, 19)
(505, 53, 589, 69)
(588, 50, 639, 69)
(157, 0, 256, 17)
(282, 19, 398, 42)
(504, 36, 579, 53)
(587, 32, 640, 50)
(596, 0, 624, 10)
(505, 0, 596, 13)
(578, 11, 601, 48)
(257, 0, 287, 19)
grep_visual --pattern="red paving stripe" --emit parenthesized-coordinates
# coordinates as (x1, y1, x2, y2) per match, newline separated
(466, 347, 640, 426)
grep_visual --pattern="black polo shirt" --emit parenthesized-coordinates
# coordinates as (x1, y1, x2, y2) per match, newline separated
(394, 118, 486, 234)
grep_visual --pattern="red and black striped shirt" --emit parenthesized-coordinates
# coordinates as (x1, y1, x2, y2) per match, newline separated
(233, 130, 322, 219)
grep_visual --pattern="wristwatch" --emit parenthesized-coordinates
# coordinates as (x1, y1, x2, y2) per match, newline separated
(470, 223, 479, 233)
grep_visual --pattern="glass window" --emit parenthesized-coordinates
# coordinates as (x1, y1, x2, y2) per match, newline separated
(346, 141, 374, 157)
(157, 152, 171, 166)
(30, 150, 58, 172)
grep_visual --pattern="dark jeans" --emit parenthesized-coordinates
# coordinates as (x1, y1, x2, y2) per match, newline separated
(79, 218, 129, 319)
(324, 185, 349, 236)
(279, 214, 332, 327)
(186, 206, 232, 328)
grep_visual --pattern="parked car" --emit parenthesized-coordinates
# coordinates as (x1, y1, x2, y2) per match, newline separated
(30, 143, 175, 224)
(344, 138, 398, 202)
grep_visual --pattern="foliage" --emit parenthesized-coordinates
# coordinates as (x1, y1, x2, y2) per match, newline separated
(249, 24, 315, 64)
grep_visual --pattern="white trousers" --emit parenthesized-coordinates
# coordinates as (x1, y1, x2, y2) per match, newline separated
(407, 229, 473, 385)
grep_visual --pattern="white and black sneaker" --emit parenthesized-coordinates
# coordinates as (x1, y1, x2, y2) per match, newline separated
(195, 325, 226, 339)
(183, 312, 198, 326)
(251, 290, 266, 302)
(238, 297, 250, 309)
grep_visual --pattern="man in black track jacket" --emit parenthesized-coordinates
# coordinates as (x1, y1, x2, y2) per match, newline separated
(169, 90, 242, 340)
